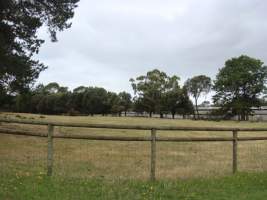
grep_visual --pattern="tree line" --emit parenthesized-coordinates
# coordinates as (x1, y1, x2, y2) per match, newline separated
(1, 55, 267, 121)
(1, 78, 193, 118)
(10, 83, 132, 116)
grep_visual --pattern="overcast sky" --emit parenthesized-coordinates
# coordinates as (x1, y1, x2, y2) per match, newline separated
(36, 0, 267, 99)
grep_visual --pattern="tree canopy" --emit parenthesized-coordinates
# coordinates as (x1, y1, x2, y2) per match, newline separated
(130, 69, 179, 117)
(118, 92, 132, 116)
(130, 69, 193, 118)
(184, 75, 211, 119)
(213, 55, 267, 120)
(0, 0, 79, 94)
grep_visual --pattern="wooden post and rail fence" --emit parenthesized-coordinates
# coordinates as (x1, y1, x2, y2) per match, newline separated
(1, 118, 267, 180)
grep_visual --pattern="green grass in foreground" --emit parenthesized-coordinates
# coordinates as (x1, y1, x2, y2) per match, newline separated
(1, 172, 267, 200)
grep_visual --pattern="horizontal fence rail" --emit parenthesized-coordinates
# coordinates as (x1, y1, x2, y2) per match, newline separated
(1, 118, 267, 180)
(2, 118, 267, 131)
(1, 128, 267, 142)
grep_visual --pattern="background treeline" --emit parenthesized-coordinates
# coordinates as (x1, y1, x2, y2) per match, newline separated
(1, 80, 194, 118)
(1, 55, 267, 120)
(9, 83, 132, 116)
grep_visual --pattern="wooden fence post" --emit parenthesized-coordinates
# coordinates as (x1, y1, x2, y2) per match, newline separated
(47, 124, 54, 176)
(150, 128, 156, 181)
(232, 130, 238, 174)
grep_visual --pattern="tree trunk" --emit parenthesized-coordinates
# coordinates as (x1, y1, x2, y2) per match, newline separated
(124, 111, 127, 117)
(160, 113, 163, 118)
(149, 111, 152, 118)
(172, 112, 175, 119)
(240, 112, 246, 121)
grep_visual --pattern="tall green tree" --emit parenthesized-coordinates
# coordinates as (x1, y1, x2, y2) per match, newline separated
(107, 92, 123, 116)
(82, 87, 109, 116)
(176, 86, 194, 119)
(164, 78, 182, 119)
(0, 0, 79, 95)
(118, 91, 132, 116)
(164, 88, 181, 119)
(184, 75, 211, 119)
(132, 97, 147, 114)
(130, 69, 180, 118)
(213, 55, 267, 120)
(165, 85, 194, 119)
(68, 86, 87, 114)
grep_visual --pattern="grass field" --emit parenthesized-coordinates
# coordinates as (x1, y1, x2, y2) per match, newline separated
(1, 172, 267, 200)
(1, 112, 267, 199)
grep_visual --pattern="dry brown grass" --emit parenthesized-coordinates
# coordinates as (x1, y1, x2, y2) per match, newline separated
(1, 112, 267, 180)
